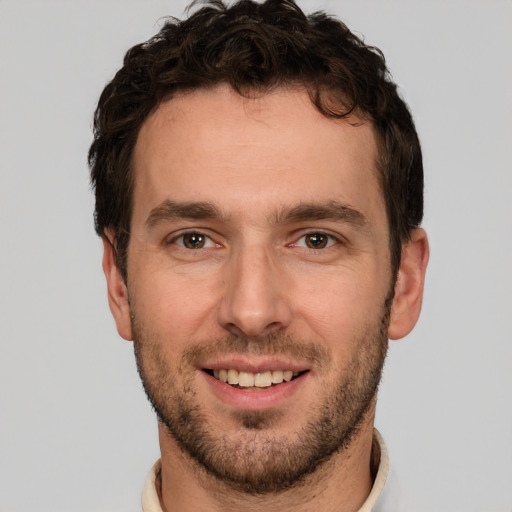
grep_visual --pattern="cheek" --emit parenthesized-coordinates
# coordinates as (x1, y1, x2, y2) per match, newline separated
(129, 264, 221, 339)
(299, 288, 368, 342)
(294, 266, 389, 343)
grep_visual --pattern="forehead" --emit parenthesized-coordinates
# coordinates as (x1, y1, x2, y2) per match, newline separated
(132, 85, 382, 224)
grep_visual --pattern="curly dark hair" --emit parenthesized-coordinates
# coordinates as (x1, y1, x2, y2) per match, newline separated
(89, 0, 423, 280)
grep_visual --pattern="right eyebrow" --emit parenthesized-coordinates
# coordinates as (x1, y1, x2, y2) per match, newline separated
(145, 199, 225, 228)
(275, 201, 369, 229)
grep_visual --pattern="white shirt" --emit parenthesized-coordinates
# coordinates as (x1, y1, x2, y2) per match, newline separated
(142, 429, 400, 512)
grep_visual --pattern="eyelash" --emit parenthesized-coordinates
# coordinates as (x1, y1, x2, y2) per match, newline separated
(291, 231, 340, 250)
(167, 231, 218, 249)
(166, 230, 341, 251)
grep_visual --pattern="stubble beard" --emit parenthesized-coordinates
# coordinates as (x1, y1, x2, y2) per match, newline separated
(131, 296, 391, 495)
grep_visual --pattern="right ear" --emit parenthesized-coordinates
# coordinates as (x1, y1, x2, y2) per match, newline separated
(102, 234, 133, 341)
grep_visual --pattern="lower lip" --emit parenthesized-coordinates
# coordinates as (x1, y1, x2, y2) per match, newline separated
(202, 371, 309, 411)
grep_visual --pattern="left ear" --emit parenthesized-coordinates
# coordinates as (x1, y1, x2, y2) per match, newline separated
(102, 232, 133, 341)
(388, 228, 429, 340)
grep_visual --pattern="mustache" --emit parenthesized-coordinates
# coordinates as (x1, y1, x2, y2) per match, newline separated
(181, 332, 330, 367)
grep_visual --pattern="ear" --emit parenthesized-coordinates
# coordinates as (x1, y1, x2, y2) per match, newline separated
(102, 233, 133, 341)
(388, 228, 429, 340)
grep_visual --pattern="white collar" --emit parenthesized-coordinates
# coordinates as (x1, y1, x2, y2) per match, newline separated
(142, 429, 392, 512)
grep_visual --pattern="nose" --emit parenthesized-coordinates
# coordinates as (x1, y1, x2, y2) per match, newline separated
(218, 245, 292, 338)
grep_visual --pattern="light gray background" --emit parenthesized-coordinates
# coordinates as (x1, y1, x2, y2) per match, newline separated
(1, 1, 511, 511)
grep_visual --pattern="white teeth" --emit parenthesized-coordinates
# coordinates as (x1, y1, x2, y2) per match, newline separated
(238, 371, 255, 387)
(227, 369, 239, 385)
(271, 370, 284, 384)
(211, 369, 300, 387)
(255, 371, 272, 387)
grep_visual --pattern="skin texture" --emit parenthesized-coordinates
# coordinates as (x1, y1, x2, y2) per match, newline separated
(103, 85, 429, 512)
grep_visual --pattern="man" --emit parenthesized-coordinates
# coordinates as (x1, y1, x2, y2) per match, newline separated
(89, 1, 429, 510)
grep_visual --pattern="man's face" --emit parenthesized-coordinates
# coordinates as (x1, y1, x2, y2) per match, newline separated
(119, 85, 395, 492)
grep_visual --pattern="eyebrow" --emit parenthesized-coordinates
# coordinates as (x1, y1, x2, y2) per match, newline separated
(275, 201, 368, 228)
(145, 199, 368, 229)
(145, 200, 225, 228)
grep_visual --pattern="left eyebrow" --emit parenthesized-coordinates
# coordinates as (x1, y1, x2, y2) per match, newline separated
(145, 199, 225, 228)
(274, 201, 369, 228)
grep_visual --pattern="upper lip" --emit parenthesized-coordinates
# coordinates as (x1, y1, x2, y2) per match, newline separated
(201, 357, 310, 374)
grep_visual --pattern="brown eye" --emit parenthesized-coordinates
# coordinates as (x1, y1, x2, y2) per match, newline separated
(182, 233, 206, 249)
(305, 233, 329, 249)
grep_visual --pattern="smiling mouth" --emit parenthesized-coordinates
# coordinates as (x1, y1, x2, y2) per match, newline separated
(204, 369, 306, 389)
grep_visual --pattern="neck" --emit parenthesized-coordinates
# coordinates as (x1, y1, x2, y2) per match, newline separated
(157, 408, 376, 512)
